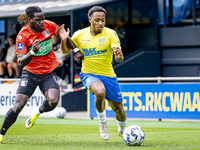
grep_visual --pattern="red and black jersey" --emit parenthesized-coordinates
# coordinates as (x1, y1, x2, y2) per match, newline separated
(16, 20, 60, 74)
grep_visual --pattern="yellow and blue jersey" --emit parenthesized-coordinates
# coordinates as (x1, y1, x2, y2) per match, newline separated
(71, 27, 121, 77)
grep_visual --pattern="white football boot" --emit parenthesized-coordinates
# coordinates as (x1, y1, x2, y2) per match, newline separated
(99, 121, 109, 140)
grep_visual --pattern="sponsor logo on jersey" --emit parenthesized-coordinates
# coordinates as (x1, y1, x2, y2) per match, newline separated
(27, 38, 52, 56)
(39, 40, 52, 53)
(82, 39, 90, 42)
(17, 43, 24, 50)
(82, 47, 107, 56)
(42, 29, 50, 37)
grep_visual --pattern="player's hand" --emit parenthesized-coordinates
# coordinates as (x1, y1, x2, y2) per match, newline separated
(113, 47, 124, 62)
(59, 24, 70, 40)
(74, 51, 84, 63)
(32, 39, 41, 53)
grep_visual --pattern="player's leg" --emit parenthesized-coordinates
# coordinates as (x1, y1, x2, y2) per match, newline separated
(107, 100, 127, 137)
(90, 81, 109, 140)
(1, 70, 36, 142)
(40, 88, 60, 113)
(15, 70, 38, 129)
(25, 72, 60, 129)
(39, 72, 60, 113)
(103, 76, 127, 137)
(26, 88, 59, 128)
(79, 72, 109, 140)
(0, 93, 29, 143)
(91, 81, 106, 112)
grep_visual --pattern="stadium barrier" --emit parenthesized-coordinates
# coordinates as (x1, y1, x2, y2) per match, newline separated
(88, 77, 200, 120)
(1, 77, 200, 120)
(0, 78, 61, 117)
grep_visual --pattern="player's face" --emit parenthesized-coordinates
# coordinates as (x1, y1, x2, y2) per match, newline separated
(29, 12, 44, 32)
(89, 12, 106, 34)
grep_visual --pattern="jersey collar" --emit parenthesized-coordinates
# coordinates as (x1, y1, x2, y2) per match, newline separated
(89, 26, 104, 36)
(28, 25, 40, 34)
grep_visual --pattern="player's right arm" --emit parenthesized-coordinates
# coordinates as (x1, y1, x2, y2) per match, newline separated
(17, 40, 40, 67)
(59, 24, 72, 54)
(59, 24, 84, 63)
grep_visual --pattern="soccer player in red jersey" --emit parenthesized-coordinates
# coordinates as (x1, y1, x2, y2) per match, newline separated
(0, 6, 83, 143)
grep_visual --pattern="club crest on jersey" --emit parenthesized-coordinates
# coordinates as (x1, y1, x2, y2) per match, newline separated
(99, 38, 105, 46)
(118, 92, 122, 99)
(42, 29, 50, 37)
(17, 43, 24, 50)
(21, 80, 28, 86)
(86, 78, 91, 84)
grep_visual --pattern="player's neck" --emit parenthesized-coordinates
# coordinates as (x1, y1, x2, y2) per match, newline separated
(90, 27, 101, 36)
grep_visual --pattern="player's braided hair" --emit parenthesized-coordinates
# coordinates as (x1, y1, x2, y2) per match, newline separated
(88, 6, 107, 17)
(18, 6, 42, 24)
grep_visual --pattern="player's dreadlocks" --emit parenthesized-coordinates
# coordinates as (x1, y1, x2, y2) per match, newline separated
(88, 6, 107, 17)
(18, 6, 42, 24)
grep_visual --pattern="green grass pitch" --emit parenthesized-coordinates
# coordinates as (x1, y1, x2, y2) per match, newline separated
(1, 116, 200, 150)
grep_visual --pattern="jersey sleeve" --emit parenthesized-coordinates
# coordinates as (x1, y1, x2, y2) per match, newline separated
(16, 34, 28, 58)
(45, 20, 59, 36)
(71, 30, 81, 47)
(110, 31, 121, 49)
(44, 20, 59, 36)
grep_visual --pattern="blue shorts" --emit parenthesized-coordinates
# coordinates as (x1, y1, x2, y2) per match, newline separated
(79, 72, 122, 102)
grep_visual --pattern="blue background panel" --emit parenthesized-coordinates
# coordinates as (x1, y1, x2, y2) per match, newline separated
(88, 83, 200, 119)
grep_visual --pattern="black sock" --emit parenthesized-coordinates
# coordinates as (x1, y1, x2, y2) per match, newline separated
(0, 108, 18, 135)
(39, 100, 55, 113)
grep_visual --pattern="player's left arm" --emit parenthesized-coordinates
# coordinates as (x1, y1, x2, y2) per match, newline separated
(111, 31, 124, 62)
(112, 47, 124, 62)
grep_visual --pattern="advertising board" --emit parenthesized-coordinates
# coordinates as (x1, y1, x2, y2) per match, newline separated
(88, 83, 200, 119)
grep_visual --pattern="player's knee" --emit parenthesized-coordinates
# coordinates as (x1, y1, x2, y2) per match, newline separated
(48, 97, 59, 108)
(95, 90, 105, 100)
(116, 108, 122, 114)
(115, 106, 124, 115)
(12, 105, 23, 114)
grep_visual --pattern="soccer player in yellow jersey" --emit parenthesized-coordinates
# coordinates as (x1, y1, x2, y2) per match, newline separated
(59, 6, 127, 140)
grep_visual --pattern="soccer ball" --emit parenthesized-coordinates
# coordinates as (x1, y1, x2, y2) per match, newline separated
(54, 107, 67, 118)
(122, 125, 145, 146)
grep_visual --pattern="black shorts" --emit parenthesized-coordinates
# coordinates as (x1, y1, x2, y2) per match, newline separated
(17, 70, 60, 98)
